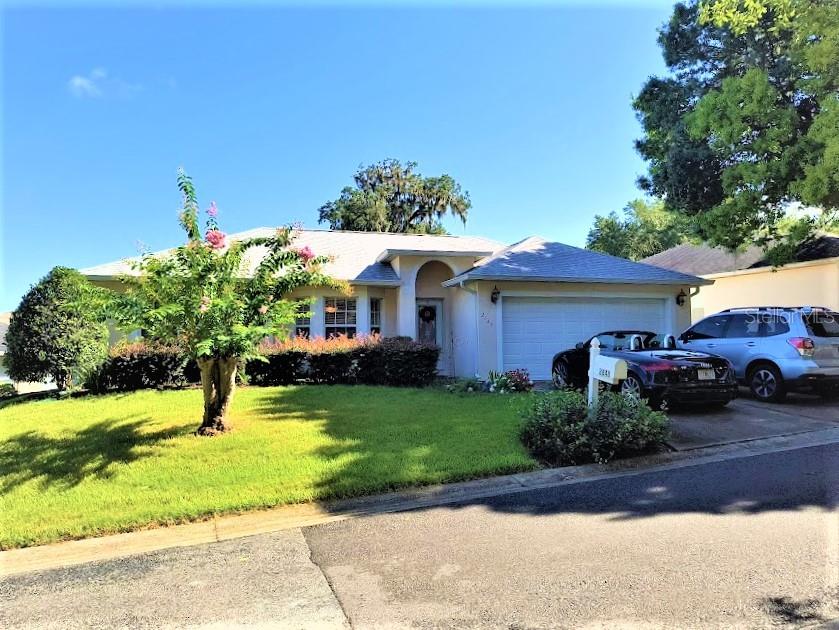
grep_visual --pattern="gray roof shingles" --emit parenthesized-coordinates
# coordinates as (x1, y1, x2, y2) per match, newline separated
(444, 237, 710, 286)
(643, 234, 839, 276)
(80, 228, 503, 285)
(80, 229, 712, 288)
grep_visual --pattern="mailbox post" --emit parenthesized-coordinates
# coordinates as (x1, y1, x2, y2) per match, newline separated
(587, 337, 628, 411)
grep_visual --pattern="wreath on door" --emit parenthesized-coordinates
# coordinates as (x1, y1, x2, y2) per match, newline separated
(419, 306, 436, 323)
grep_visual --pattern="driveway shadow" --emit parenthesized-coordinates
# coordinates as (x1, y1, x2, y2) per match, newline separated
(0, 417, 190, 491)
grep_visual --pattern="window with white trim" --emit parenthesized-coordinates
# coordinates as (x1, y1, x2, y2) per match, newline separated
(370, 298, 382, 335)
(294, 299, 311, 338)
(324, 297, 357, 338)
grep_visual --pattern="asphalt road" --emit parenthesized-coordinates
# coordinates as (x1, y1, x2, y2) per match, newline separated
(305, 443, 839, 629)
(3, 443, 838, 629)
(0, 529, 348, 630)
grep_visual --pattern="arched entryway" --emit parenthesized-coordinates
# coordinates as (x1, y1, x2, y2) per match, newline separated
(414, 261, 456, 375)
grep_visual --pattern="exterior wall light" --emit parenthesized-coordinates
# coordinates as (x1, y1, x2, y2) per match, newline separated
(676, 289, 687, 307)
(491, 286, 501, 304)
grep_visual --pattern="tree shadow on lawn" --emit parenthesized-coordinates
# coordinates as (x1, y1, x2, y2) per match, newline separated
(0, 417, 190, 491)
(250, 386, 533, 499)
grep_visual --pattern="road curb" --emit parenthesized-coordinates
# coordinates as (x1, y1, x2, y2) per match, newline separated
(3, 426, 838, 577)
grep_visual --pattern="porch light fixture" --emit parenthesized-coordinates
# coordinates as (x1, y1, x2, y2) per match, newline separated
(491, 286, 501, 304)
(675, 289, 687, 307)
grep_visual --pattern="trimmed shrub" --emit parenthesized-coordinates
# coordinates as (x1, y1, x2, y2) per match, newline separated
(356, 336, 439, 387)
(86, 334, 441, 393)
(520, 390, 668, 466)
(246, 350, 307, 386)
(85, 343, 197, 393)
(0, 383, 16, 399)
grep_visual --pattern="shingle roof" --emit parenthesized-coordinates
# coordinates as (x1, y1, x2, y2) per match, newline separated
(643, 234, 839, 275)
(642, 243, 764, 275)
(79, 228, 503, 285)
(442, 237, 710, 287)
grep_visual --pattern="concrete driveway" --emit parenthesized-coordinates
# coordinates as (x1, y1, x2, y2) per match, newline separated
(668, 389, 839, 450)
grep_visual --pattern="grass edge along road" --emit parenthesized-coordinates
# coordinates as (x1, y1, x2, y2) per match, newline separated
(0, 385, 536, 549)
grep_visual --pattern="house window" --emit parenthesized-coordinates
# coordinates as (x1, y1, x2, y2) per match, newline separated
(370, 298, 382, 335)
(294, 300, 312, 338)
(324, 297, 357, 338)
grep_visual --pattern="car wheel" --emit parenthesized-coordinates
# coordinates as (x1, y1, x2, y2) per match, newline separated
(620, 373, 644, 400)
(749, 364, 786, 403)
(552, 360, 571, 389)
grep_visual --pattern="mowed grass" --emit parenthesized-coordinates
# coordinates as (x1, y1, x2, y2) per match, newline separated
(0, 385, 537, 548)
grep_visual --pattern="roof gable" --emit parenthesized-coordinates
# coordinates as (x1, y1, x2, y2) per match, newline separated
(443, 237, 710, 286)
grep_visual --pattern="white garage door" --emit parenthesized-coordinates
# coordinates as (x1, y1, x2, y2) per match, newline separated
(502, 296, 667, 380)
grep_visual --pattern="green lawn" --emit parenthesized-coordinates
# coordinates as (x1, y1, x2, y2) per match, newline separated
(0, 386, 537, 549)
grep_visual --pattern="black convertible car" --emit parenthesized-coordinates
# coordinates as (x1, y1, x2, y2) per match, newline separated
(551, 330, 738, 408)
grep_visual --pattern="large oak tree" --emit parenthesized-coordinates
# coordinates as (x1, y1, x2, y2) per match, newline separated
(318, 159, 471, 234)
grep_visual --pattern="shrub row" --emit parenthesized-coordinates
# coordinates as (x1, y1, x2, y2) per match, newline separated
(251, 335, 439, 386)
(87, 335, 440, 393)
(85, 343, 200, 393)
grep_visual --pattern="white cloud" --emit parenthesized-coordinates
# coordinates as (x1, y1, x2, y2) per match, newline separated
(68, 74, 103, 98)
(67, 68, 143, 99)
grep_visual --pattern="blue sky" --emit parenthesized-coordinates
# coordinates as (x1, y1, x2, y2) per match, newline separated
(1, 1, 673, 311)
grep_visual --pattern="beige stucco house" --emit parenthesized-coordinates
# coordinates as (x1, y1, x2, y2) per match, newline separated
(81, 229, 707, 380)
(643, 235, 839, 323)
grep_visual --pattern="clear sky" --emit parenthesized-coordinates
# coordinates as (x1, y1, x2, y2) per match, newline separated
(1, 1, 674, 312)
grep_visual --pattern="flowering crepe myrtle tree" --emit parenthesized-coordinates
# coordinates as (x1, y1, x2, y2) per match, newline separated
(107, 169, 342, 435)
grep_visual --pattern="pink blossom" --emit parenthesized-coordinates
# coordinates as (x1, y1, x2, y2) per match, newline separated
(297, 245, 315, 263)
(258, 304, 269, 315)
(207, 201, 218, 217)
(199, 296, 211, 313)
(205, 229, 227, 249)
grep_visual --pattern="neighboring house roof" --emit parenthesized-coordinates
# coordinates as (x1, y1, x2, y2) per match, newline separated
(643, 234, 839, 276)
(80, 228, 505, 285)
(442, 237, 710, 287)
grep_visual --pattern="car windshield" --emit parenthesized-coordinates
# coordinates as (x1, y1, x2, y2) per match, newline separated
(803, 311, 839, 338)
(593, 332, 656, 351)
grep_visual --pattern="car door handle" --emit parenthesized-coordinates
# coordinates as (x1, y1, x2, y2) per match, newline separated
(706, 343, 716, 348)
(746, 342, 757, 347)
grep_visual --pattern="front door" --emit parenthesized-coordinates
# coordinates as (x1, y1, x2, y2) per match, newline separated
(416, 299, 447, 373)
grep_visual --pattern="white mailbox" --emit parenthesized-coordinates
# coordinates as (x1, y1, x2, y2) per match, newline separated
(586, 337, 629, 409)
(589, 354, 628, 386)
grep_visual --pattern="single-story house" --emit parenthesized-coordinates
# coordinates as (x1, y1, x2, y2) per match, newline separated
(643, 234, 839, 323)
(81, 229, 708, 380)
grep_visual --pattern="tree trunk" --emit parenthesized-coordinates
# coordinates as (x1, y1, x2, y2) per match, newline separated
(53, 370, 69, 396)
(196, 357, 238, 436)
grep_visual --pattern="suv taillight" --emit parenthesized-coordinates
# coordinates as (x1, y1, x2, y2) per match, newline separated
(787, 337, 815, 358)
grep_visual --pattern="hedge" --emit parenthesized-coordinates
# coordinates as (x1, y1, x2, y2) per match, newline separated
(85, 343, 199, 393)
(88, 335, 440, 393)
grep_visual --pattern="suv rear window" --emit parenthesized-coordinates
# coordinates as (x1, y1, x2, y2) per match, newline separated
(804, 311, 839, 338)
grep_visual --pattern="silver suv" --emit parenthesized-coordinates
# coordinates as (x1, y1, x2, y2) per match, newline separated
(678, 307, 839, 402)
